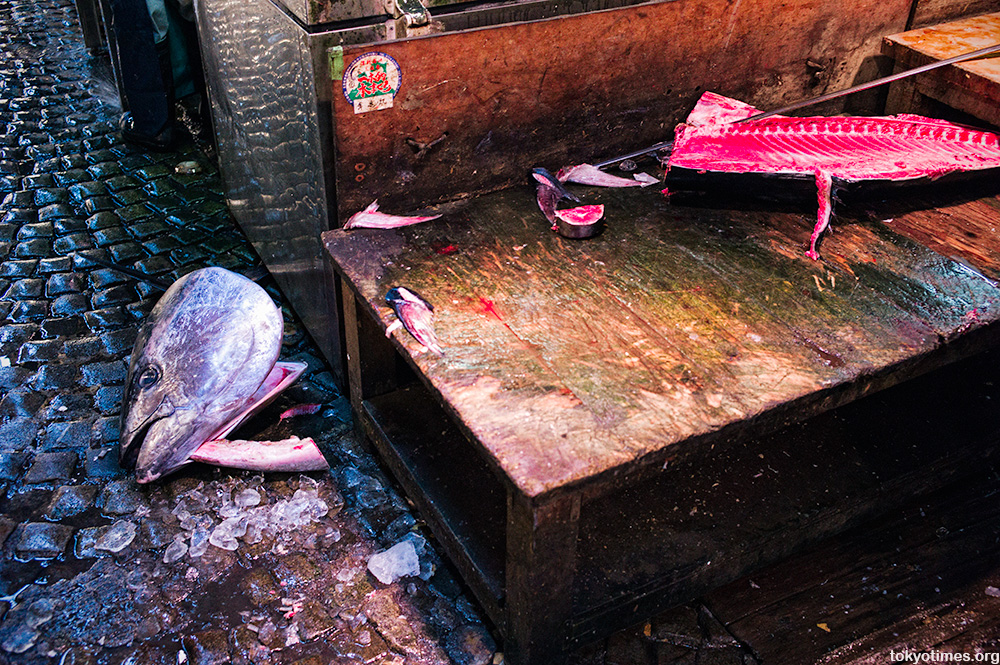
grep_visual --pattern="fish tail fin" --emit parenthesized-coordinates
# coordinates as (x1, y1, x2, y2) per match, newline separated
(807, 170, 834, 261)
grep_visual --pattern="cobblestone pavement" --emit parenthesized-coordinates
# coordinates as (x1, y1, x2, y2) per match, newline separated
(0, 1, 502, 663)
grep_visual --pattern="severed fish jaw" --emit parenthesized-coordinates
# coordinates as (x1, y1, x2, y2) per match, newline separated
(190, 435, 328, 472)
(385, 286, 443, 355)
(533, 167, 581, 227)
(557, 163, 642, 188)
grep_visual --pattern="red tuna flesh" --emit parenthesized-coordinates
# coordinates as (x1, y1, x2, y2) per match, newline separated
(667, 91, 1000, 259)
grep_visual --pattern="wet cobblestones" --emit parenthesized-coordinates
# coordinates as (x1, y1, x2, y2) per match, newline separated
(0, 1, 498, 663)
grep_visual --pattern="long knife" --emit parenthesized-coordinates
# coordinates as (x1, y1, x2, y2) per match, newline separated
(594, 42, 1000, 169)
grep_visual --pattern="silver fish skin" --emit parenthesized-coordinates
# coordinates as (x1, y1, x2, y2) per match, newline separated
(385, 286, 443, 355)
(556, 163, 642, 187)
(344, 200, 442, 229)
(119, 267, 283, 483)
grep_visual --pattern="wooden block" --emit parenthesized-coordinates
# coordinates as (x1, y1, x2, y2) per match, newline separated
(884, 12, 1000, 125)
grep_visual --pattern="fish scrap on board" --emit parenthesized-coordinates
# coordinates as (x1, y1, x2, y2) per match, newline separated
(344, 200, 442, 229)
(532, 167, 607, 238)
(385, 286, 444, 355)
(664, 91, 1000, 259)
(119, 267, 328, 483)
(557, 163, 659, 187)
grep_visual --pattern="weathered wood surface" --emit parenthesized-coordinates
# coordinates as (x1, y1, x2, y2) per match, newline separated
(884, 12, 1000, 126)
(323, 183, 1000, 499)
(909, 0, 1000, 29)
(575, 452, 1000, 663)
(706, 463, 1000, 663)
(886, 193, 1000, 279)
(331, 0, 912, 220)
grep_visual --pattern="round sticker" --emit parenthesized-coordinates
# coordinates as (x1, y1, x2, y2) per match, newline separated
(342, 52, 402, 114)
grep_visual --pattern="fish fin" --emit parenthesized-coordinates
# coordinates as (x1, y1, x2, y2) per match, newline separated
(366, 200, 380, 213)
(536, 183, 559, 224)
(807, 170, 834, 261)
(206, 361, 307, 441)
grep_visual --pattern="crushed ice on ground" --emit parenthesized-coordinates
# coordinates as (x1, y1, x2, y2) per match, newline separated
(164, 476, 335, 561)
(367, 539, 420, 584)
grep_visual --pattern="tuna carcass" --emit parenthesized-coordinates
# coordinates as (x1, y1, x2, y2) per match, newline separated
(119, 267, 327, 483)
(665, 91, 1000, 259)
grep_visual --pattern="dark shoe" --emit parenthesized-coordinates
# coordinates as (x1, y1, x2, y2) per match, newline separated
(119, 113, 175, 151)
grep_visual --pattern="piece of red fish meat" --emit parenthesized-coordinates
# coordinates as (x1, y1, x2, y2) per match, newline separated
(666, 91, 1000, 259)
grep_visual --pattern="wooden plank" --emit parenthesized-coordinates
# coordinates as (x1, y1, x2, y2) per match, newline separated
(708, 466, 1000, 662)
(885, 194, 1000, 280)
(323, 185, 1000, 499)
(569, 343, 1000, 633)
(330, 0, 913, 219)
(909, 0, 1000, 30)
(505, 491, 581, 665)
(883, 12, 1000, 125)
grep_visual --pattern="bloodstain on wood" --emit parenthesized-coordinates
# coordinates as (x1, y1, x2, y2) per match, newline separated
(324, 181, 1000, 498)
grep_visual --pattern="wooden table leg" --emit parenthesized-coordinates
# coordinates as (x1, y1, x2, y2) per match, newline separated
(340, 277, 399, 410)
(505, 490, 581, 665)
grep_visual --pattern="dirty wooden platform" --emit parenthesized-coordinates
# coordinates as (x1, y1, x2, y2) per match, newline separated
(323, 177, 1000, 664)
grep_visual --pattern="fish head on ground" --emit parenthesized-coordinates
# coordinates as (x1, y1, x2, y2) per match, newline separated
(119, 267, 284, 483)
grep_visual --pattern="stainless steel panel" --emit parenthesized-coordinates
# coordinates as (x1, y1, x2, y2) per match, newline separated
(270, 0, 393, 25)
(196, 0, 385, 382)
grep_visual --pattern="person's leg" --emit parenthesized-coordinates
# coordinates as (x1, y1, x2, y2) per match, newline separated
(108, 0, 175, 148)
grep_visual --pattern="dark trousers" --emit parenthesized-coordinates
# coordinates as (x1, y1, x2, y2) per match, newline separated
(107, 0, 171, 135)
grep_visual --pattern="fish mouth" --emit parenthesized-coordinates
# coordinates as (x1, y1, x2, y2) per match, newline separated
(119, 396, 175, 468)
(132, 408, 205, 484)
(119, 417, 156, 470)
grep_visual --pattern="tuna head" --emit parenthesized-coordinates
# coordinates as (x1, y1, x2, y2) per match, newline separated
(119, 267, 283, 483)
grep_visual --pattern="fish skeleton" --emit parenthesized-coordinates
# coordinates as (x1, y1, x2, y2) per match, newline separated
(120, 267, 319, 483)
(385, 286, 443, 355)
(344, 200, 442, 229)
(665, 91, 1000, 259)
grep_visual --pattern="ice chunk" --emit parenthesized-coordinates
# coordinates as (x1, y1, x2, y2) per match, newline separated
(163, 535, 188, 563)
(367, 540, 420, 584)
(95, 520, 137, 553)
(217, 500, 241, 519)
(235, 488, 261, 508)
(210, 514, 248, 551)
(189, 526, 210, 558)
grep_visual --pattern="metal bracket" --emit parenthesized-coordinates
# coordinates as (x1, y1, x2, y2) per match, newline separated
(394, 0, 429, 27)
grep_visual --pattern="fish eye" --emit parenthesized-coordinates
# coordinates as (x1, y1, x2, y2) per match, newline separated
(137, 366, 160, 389)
